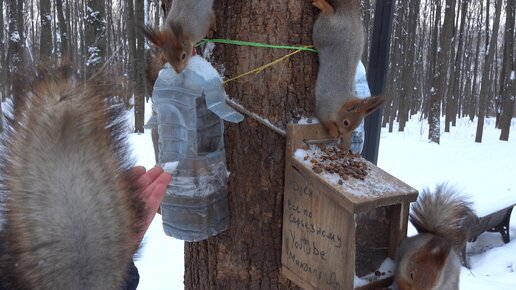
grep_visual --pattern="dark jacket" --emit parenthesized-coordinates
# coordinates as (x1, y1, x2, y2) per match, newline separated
(0, 262, 139, 290)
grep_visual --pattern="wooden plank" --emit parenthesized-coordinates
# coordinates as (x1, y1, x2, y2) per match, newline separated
(387, 203, 411, 259)
(282, 163, 356, 290)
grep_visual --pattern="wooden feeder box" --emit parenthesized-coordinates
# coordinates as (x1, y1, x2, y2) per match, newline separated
(281, 123, 418, 290)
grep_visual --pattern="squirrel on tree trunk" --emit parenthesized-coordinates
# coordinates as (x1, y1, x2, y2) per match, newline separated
(312, 0, 386, 150)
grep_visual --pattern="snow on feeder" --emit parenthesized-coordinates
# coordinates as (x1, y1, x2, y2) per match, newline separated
(146, 56, 244, 242)
(281, 123, 418, 290)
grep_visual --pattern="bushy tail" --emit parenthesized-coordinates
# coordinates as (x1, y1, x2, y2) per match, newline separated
(0, 67, 143, 290)
(410, 183, 478, 257)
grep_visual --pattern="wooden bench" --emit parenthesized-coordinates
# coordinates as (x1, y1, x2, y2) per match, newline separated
(462, 204, 514, 267)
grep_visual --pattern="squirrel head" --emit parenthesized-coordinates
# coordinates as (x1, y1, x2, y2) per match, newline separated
(396, 236, 452, 290)
(336, 95, 386, 150)
(139, 23, 192, 74)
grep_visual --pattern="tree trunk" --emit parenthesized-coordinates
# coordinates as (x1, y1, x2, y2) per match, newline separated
(469, 3, 483, 122)
(39, 0, 52, 63)
(499, 0, 515, 141)
(54, 0, 71, 61)
(428, 0, 442, 144)
(450, 1, 468, 127)
(0, 0, 6, 101)
(134, 0, 146, 133)
(475, 0, 502, 143)
(444, 0, 458, 133)
(126, 0, 136, 96)
(398, 0, 420, 132)
(184, 0, 317, 289)
(7, 0, 26, 105)
(84, 0, 106, 76)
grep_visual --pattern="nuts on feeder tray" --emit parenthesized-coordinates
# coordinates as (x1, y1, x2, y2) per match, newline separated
(300, 143, 370, 183)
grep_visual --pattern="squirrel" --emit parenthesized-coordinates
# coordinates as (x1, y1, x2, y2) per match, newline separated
(312, 0, 386, 150)
(140, 0, 215, 74)
(395, 183, 478, 290)
(0, 67, 144, 289)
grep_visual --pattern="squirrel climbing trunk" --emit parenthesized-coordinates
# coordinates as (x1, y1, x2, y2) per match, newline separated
(312, 0, 386, 150)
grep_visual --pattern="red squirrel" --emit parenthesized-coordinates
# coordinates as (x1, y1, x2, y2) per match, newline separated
(395, 184, 478, 290)
(140, 0, 215, 74)
(312, 0, 386, 150)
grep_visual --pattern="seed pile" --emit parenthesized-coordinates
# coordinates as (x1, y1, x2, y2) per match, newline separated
(302, 143, 369, 182)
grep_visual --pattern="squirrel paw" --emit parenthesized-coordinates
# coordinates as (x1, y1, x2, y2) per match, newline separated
(312, 0, 335, 14)
(322, 121, 340, 139)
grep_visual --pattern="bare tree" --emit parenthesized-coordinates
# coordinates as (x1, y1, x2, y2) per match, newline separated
(134, 0, 145, 133)
(54, 0, 69, 60)
(475, 0, 503, 143)
(428, 0, 442, 144)
(449, 1, 468, 126)
(498, 0, 515, 141)
(398, 0, 421, 131)
(7, 0, 26, 104)
(39, 0, 52, 63)
(84, 0, 106, 76)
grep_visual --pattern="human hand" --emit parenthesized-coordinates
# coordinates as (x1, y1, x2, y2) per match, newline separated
(130, 166, 172, 245)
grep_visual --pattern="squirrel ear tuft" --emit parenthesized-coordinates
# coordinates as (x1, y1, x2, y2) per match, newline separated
(424, 236, 453, 267)
(169, 22, 184, 40)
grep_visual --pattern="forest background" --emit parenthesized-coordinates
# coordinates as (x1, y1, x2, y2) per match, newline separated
(0, 0, 514, 143)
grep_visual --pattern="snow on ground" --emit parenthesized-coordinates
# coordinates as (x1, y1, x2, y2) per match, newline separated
(131, 105, 515, 289)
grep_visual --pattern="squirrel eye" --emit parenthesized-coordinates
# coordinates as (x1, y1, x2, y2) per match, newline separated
(347, 104, 358, 112)
(181, 52, 186, 60)
(409, 272, 415, 281)
(343, 120, 350, 127)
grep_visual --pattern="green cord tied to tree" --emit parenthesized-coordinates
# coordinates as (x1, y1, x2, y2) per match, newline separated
(195, 38, 317, 84)
(196, 38, 318, 53)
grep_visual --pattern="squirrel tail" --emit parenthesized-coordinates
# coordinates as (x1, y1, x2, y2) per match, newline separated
(0, 67, 144, 289)
(410, 183, 478, 256)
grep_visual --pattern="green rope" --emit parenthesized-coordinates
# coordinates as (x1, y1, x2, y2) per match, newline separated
(196, 38, 318, 53)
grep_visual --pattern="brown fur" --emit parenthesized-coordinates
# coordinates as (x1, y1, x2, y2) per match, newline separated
(395, 183, 477, 290)
(139, 0, 215, 74)
(0, 67, 144, 289)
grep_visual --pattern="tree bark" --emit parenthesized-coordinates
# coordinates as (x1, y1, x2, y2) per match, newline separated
(184, 0, 317, 289)
(499, 0, 515, 141)
(469, 3, 483, 122)
(84, 0, 106, 76)
(134, 0, 146, 133)
(428, 0, 442, 144)
(398, 0, 420, 132)
(7, 0, 26, 105)
(0, 0, 6, 101)
(126, 0, 136, 95)
(450, 1, 468, 126)
(444, 0, 458, 133)
(39, 0, 52, 63)
(54, 0, 71, 61)
(475, 0, 502, 143)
